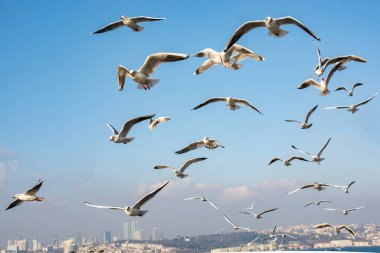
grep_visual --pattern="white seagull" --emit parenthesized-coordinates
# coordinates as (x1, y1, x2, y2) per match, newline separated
(292, 137, 331, 164)
(149, 116, 170, 129)
(117, 53, 189, 90)
(305, 200, 331, 207)
(192, 97, 262, 114)
(224, 16, 320, 52)
(243, 199, 256, 211)
(335, 83, 363, 96)
(239, 236, 260, 251)
(316, 55, 367, 76)
(287, 182, 333, 195)
(268, 156, 309, 166)
(85, 180, 170, 217)
(240, 208, 279, 219)
(193, 44, 265, 75)
(175, 137, 224, 154)
(329, 181, 356, 193)
(91, 16, 166, 34)
(298, 61, 344, 96)
(154, 157, 207, 178)
(285, 105, 318, 129)
(314, 224, 356, 236)
(107, 114, 155, 144)
(184, 196, 219, 210)
(5, 180, 44, 211)
(323, 206, 365, 216)
(323, 93, 377, 114)
(223, 215, 252, 231)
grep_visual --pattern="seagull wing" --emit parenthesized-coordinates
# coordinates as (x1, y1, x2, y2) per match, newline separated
(184, 197, 203, 201)
(175, 140, 205, 154)
(191, 97, 227, 110)
(334, 86, 349, 93)
(193, 59, 217, 76)
(240, 211, 254, 215)
(223, 215, 238, 228)
(314, 223, 333, 229)
(117, 65, 130, 91)
(224, 20, 266, 52)
(227, 44, 265, 62)
(193, 48, 221, 61)
(206, 199, 220, 210)
(106, 123, 119, 135)
(179, 157, 207, 173)
(326, 61, 344, 86)
(317, 200, 331, 205)
(323, 208, 340, 212)
(337, 226, 356, 236)
(257, 208, 278, 216)
(132, 180, 170, 209)
(276, 16, 320, 40)
(285, 119, 301, 124)
(5, 199, 24, 211)
(234, 99, 263, 114)
(351, 82, 363, 91)
(322, 55, 367, 71)
(288, 184, 314, 195)
(130, 16, 166, 23)
(154, 165, 176, 172)
(317, 137, 331, 157)
(305, 202, 314, 207)
(84, 202, 125, 211)
(291, 145, 313, 157)
(25, 180, 43, 195)
(298, 79, 321, 90)
(355, 93, 377, 107)
(268, 157, 282, 165)
(323, 106, 350, 110)
(119, 114, 155, 137)
(91, 20, 124, 34)
(288, 156, 309, 163)
(347, 206, 365, 212)
(346, 180, 356, 191)
(138, 53, 189, 77)
(305, 105, 318, 123)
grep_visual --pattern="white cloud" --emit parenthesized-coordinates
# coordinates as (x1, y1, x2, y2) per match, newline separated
(0, 159, 19, 190)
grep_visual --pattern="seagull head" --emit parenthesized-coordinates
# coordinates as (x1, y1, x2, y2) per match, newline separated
(130, 70, 136, 76)
(121, 16, 127, 20)
(109, 136, 115, 142)
(265, 16, 273, 23)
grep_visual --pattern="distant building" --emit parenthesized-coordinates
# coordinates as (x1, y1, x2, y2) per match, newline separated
(103, 230, 112, 243)
(32, 239, 42, 251)
(17, 239, 28, 252)
(62, 239, 77, 253)
(135, 230, 145, 241)
(330, 240, 353, 247)
(76, 233, 83, 246)
(152, 228, 162, 241)
(112, 236, 120, 242)
(123, 221, 139, 240)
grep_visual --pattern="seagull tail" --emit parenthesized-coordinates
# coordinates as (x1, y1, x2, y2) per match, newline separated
(36, 197, 45, 202)
(138, 210, 148, 217)
(229, 63, 242, 70)
(138, 79, 159, 90)
(133, 26, 144, 32)
(269, 29, 288, 38)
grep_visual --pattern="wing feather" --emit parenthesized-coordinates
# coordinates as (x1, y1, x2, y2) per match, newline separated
(139, 53, 188, 77)
(119, 114, 155, 137)
(132, 180, 170, 209)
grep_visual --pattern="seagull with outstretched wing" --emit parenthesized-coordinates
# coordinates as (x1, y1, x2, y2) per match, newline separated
(184, 196, 219, 210)
(323, 93, 377, 114)
(240, 208, 279, 219)
(175, 136, 224, 154)
(292, 137, 331, 164)
(323, 205, 365, 215)
(223, 215, 252, 231)
(285, 105, 318, 129)
(5, 180, 44, 211)
(335, 83, 364, 96)
(192, 97, 262, 114)
(154, 157, 207, 178)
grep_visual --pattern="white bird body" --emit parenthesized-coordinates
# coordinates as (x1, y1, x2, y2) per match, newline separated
(192, 97, 262, 114)
(176, 136, 224, 154)
(268, 156, 309, 166)
(323, 206, 365, 215)
(149, 117, 170, 129)
(287, 182, 333, 195)
(5, 180, 44, 210)
(323, 93, 377, 114)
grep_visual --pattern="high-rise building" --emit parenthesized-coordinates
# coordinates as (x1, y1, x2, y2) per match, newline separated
(151, 228, 162, 241)
(32, 239, 41, 251)
(134, 230, 145, 241)
(123, 221, 139, 240)
(103, 230, 112, 243)
(76, 233, 83, 246)
(17, 239, 28, 251)
(62, 239, 77, 253)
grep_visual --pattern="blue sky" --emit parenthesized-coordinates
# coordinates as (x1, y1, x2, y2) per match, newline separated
(0, 0, 379, 246)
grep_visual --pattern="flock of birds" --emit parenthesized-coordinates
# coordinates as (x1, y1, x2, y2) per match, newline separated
(5, 12, 376, 249)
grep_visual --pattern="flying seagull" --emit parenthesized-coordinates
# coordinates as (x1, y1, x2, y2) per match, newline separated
(316, 55, 367, 76)
(329, 181, 356, 193)
(292, 137, 331, 164)
(305, 200, 331, 207)
(239, 236, 260, 251)
(314, 224, 356, 236)
(298, 61, 344, 96)
(117, 53, 189, 90)
(243, 199, 256, 211)
(285, 105, 318, 129)
(335, 83, 363, 96)
(223, 215, 252, 231)
(288, 182, 333, 195)
(149, 116, 170, 129)
(85, 180, 170, 217)
(268, 156, 309, 166)
(91, 16, 166, 34)
(154, 157, 207, 178)
(5, 180, 44, 211)
(107, 114, 155, 144)
(193, 44, 265, 75)
(323, 93, 377, 114)
(262, 225, 278, 240)
(314, 46, 330, 76)
(224, 16, 320, 52)
(192, 97, 262, 114)
(323, 206, 365, 215)
(175, 137, 224, 154)
(240, 208, 279, 219)
(184, 196, 219, 210)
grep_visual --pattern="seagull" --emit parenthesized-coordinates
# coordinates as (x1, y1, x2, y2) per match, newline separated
(192, 97, 262, 114)
(239, 236, 260, 251)
(323, 206, 365, 215)
(193, 44, 265, 75)
(313, 47, 348, 76)
(224, 16, 320, 52)
(323, 93, 377, 114)
(298, 61, 344, 96)
(316, 55, 367, 76)
(243, 199, 256, 211)
(329, 181, 356, 193)
(107, 114, 155, 144)
(91, 16, 166, 34)
(149, 116, 170, 129)
(176, 234, 190, 242)
(175, 136, 224, 154)
(287, 182, 333, 195)
(314, 224, 356, 236)
(240, 208, 278, 219)
(85, 180, 170, 217)
(285, 105, 318, 129)
(262, 225, 278, 240)
(292, 137, 331, 164)
(154, 157, 207, 178)
(305, 200, 331, 207)
(5, 180, 44, 211)
(268, 156, 309, 166)
(223, 215, 252, 231)
(117, 53, 189, 90)
(184, 196, 219, 210)
(335, 83, 363, 96)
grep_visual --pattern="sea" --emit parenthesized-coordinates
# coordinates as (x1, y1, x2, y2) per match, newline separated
(306, 246, 380, 252)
